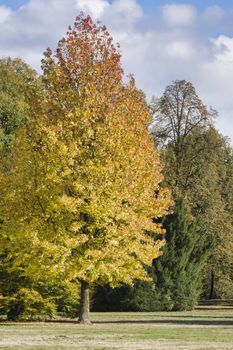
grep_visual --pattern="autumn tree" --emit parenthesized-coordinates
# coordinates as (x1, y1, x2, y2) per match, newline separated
(1, 15, 171, 323)
(0, 58, 52, 320)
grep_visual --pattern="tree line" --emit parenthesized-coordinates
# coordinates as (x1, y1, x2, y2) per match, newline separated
(94, 80, 233, 312)
(0, 14, 232, 322)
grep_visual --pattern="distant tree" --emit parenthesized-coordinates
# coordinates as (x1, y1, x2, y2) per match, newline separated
(151, 80, 215, 192)
(151, 80, 214, 144)
(1, 15, 171, 323)
(150, 80, 233, 308)
(202, 138, 233, 300)
(0, 57, 37, 149)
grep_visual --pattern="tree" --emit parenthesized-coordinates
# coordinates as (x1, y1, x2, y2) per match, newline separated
(151, 80, 215, 192)
(93, 125, 233, 311)
(150, 80, 232, 309)
(0, 58, 37, 149)
(1, 15, 171, 323)
(201, 137, 233, 299)
(153, 199, 210, 311)
(0, 58, 49, 320)
(162, 125, 233, 301)
(151, 80, 214, 145)
(92, 280, 160, 312)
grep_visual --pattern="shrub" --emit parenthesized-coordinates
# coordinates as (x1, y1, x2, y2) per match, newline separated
(6, 288, 56, 320)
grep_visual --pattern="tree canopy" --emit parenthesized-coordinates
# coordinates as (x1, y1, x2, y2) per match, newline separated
(150, 80, 233, 307)
(0, 15, 171, 322)
(0, 57, 37, 149)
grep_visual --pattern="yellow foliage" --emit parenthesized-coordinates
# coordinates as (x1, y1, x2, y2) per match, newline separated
(0, 15, 171, 287)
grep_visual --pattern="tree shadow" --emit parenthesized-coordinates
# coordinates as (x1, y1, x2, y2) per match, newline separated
(0, 314, 233, 327)
(152, 314, 233, 320)
(93, 318, 233, 326)
(197, 307, 233, 310)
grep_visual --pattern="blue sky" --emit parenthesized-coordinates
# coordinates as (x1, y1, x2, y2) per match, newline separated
(0, 0, 27, 10)
(138, 0, 233, 11)
(0, 0, 233, 141)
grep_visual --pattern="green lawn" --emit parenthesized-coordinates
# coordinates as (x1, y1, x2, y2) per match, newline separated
(0, 310, 232, 349)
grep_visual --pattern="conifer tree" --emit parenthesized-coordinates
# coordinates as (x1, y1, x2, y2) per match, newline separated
(153, 199, 210, 310)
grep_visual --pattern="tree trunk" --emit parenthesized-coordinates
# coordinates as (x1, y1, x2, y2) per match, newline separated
(209, 270, 217, 299)
(78, 280, 91, 324)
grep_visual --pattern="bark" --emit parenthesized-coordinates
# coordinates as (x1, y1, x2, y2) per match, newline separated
(78, 280, 91, 324)
(209, 270, 217, 299)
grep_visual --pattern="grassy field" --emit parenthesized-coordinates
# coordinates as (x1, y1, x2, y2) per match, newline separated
(0, 309, 233, 349)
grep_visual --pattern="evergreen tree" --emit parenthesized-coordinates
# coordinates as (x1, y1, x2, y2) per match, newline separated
(153, 199, 210, 311)
(92, 280, 160, 312)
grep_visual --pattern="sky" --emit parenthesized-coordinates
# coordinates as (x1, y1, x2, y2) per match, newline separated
(0, 0, 233, 142)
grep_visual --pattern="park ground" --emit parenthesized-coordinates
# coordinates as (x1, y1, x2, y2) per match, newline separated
(0, 307, 233, 350)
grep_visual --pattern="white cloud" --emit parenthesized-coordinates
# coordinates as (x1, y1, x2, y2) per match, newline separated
(76, 0, 109, 19)
(102, 0, 143, 34)
(196, 35, 233, 140)
(0, 0, 233, 141)
(0, 5, 11, 24)
(162, 4, 197, 27)
(166, 40, 195, 61)
(213, 35, 233, 63)
(203, 5, 225, 24)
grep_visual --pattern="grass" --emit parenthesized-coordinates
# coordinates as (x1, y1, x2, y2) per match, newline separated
(0, 309, 233, 349)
